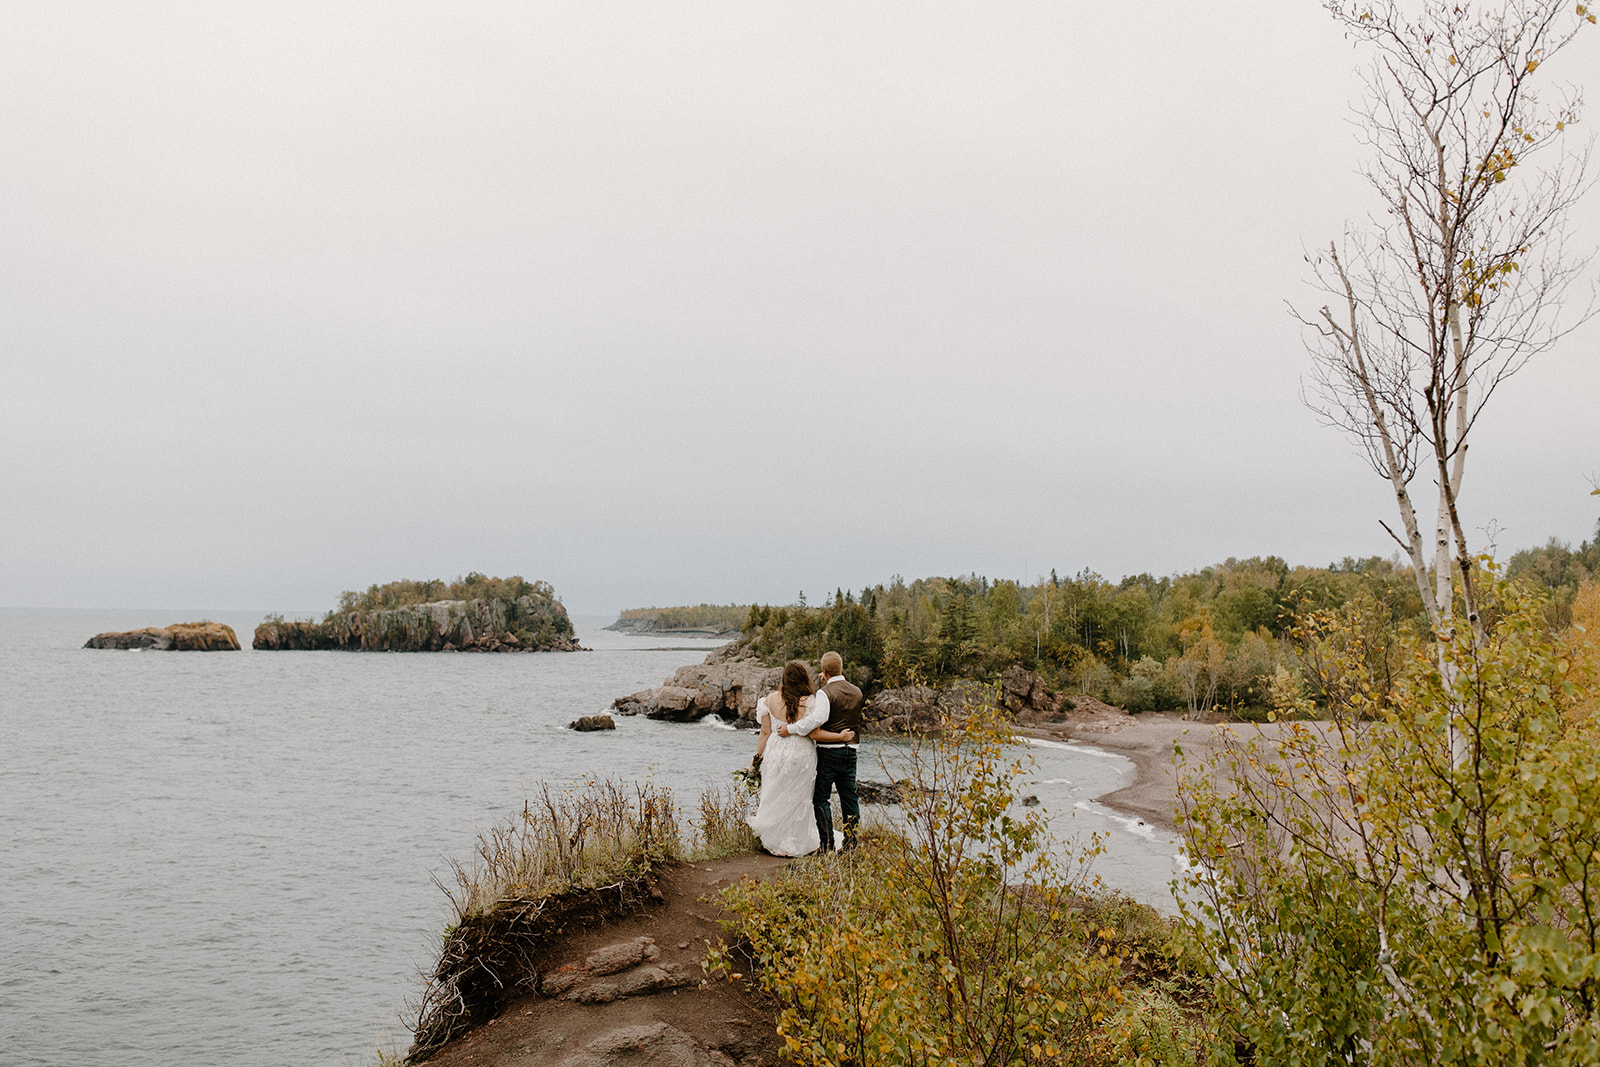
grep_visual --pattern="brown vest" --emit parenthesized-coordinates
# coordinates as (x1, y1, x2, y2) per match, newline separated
(819, 676, 864, 735)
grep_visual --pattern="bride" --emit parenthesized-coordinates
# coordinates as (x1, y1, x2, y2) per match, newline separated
(746, 660, 856, 856)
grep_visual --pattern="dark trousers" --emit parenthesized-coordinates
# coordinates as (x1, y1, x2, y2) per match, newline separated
(813, 746, 859, 851)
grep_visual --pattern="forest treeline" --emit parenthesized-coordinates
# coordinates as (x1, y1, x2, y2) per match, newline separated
(1505, 528, 1600, 622)
(731, 523, 1600, 718)
(332, 573, 560, 616)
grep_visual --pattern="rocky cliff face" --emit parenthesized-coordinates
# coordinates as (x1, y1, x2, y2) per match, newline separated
(84, 622, 241, 651)
(612, 648, 1072, 732)
(612, 643, 779, 724)
(252, 595, 582, 652)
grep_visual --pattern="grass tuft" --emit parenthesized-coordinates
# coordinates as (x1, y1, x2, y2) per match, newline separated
(448, 778, 679, 920)
(690, 783, 760, 859)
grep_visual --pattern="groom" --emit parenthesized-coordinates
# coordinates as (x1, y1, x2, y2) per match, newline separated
(811, 650, 863, 851)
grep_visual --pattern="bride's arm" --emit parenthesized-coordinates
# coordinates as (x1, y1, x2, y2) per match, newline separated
(752, 695, 774, 763)
(811, 726, 857, 743)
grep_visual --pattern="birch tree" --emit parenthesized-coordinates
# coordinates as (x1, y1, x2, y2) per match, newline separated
(1301, 0, 1596, 648)
(1181, 7, 1599, 1054)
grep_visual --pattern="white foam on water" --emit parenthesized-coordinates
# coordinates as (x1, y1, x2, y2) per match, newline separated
(1072, 799, 1162, 841)
(1026, 736, 1124, 759)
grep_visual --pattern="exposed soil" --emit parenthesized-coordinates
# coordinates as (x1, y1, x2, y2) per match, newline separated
(416, 852, 794, 1067)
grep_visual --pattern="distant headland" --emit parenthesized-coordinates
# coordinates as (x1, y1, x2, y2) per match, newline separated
(253, 574, 583, 652)
(604, 604, 747, 639)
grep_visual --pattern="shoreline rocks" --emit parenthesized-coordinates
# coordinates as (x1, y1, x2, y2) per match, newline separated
(252, 595, 584, 653)
(856, 778, 938, 804)
(84, 622, 241, 651)
(612, 643, 1077, 733)
(871, 666, 1072, 732)
(612, 643, 779, 725)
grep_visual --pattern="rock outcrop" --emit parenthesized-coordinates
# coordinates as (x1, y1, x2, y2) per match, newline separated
(613, 646, 1073, 734)
(999, 664, 1068, 721)
(84, 622, 240, 651)
(545, 1022, 736, 1067)
(866, 685, 941, 732)
(869, 670, 1070, 732)
(252, 595, 583, 653)
(856, 777, 938, 804)
(612, 644, 778, 725)
(536, 937, 696, 1003)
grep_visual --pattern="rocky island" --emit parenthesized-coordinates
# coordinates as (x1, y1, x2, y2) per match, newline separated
(84, 621, 241, 651)
(253, 574, 584, 652)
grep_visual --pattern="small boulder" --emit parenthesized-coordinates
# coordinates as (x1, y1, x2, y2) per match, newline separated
(613, 963, 690, 997)
(539, 965, 585, 997)
(569, 715, 616, 732)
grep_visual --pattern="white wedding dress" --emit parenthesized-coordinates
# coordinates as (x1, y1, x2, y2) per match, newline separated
(746, 694, 828, 856)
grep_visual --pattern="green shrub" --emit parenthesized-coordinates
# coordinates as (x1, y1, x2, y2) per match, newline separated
(1179, 578, 1600, 1064)
(1111, 656, 1182, 712)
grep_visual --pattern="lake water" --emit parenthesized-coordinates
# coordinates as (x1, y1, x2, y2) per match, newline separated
(0, 609, 1184, 1066)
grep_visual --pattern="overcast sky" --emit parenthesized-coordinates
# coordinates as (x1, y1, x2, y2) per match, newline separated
(3, 2, 1597, 617)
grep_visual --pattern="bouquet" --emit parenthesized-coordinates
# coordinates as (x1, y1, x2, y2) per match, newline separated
(732, 754, 762, 793)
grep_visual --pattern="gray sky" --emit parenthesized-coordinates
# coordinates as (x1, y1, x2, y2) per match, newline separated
(3, 2, 1598, 617)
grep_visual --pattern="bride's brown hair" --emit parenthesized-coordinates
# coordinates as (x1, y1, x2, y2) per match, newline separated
(780, 660, 816, 722)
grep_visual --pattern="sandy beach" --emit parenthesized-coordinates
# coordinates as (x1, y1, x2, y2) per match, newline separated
(1019, 706, 1294, 833)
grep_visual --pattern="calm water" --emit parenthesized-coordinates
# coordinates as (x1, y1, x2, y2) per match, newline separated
(0, 609, 1182, 1067)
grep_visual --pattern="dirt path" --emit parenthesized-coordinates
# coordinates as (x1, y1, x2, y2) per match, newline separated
(418, 852, 793, 1067)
